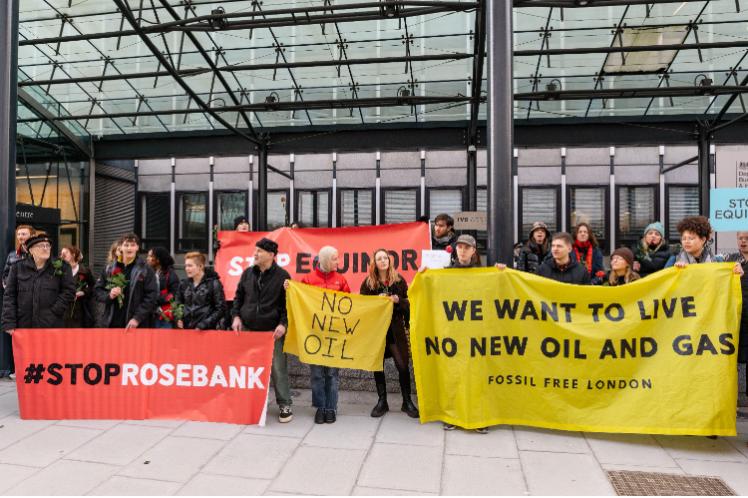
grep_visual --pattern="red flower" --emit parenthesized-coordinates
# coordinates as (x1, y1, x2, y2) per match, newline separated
(446, 245, 453, 254)
(595, 271, 606, 278)
(112, 267, 122, 276)
(160, 288, 169, 297)
(78, 273, 86, 281)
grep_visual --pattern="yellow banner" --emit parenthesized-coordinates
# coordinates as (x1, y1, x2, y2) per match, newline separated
(285, 281, 393, 371)
(409, 264, 741, 435)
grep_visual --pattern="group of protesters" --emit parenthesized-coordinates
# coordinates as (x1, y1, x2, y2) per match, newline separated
(1, 211, 747, 433)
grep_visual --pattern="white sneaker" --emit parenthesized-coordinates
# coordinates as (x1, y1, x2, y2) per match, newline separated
(8, 373, 15, 381)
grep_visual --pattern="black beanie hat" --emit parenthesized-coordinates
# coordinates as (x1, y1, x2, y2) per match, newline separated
(234, 216, 249, 229)
(256, 237, 278, 254)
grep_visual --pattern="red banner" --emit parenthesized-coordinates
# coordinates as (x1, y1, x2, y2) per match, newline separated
(13, 329, 274, 425)
(215, 222, 432, 300)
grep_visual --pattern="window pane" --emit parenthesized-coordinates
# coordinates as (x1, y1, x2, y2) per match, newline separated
(429, 189, 462, 218)
(570, 187, 606, 246)
(618, 186, 655, 243)
(298, 192, 314, 226)
(317, 191, 330, 227)
(267, 191, 288, 229)
(384, 189, 417, 224)
(521, 188, 558, 237)
(668, 186, 699, 240)
(180, 193, 207, 252)
(341, 190, 372, 227)
(217, 192, 247, 231)
(143, 193, 169, 250)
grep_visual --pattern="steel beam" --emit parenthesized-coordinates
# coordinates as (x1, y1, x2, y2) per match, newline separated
(466, 0, 485, 211)
(0, 0, 18, 291)
(257, 145, 268, 232)
(487, 0, 514, 265)
(697, 122, 711, 217)
(17, 89, 90, 157)
(516, 85, 748, 100)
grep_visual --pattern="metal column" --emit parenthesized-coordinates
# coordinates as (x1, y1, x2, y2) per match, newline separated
(697, 123, 711, 217)
(257, 145, 268, 231)
(486, 0, 514, 264)
(0, 0, 18, 273)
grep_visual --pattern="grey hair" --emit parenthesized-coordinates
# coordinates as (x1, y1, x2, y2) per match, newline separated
(317, 246, 339, 272)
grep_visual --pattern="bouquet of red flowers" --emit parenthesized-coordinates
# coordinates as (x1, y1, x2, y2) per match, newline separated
(70, 273, 90, 318)
(105, 266, 128, 308)
(158, 289, 184, 323)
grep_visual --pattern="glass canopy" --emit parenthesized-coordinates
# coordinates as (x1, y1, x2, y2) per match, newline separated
(14, 0, 748, 140)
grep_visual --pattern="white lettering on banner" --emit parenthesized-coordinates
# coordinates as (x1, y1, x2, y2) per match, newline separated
(228, 254, 292, 276)
(120, 363, 265, 389)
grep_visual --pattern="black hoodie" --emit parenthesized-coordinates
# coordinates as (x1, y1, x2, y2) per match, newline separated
(537, 257, 591, 285)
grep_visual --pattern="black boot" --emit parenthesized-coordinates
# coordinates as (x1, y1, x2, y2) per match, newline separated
(371, 372, 389, 417)
(399, 370, 419, 418)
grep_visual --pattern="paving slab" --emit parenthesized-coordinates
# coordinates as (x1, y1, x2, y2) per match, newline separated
(244, 406, 316, 440)
(55, 419, 121, 431)
(122, 419, 186, 429)
(520, 450, 615, 496)
(203, 434, 300, 480)
(302, 415, 380, 450)
(352, 486, 436, 496)
(445, 426, 518, 459)
(0, 415, 55, 451)
(177, 474, 270, 496)
(677, 458, 748, 495)
(270, 446, 366, 495)
(118, 436, 225, 483)
(601, 463, 685, 475)
(90, 476, 182, 496)
(0, 425, 101, 467)
(66, 424, 172, 466)
(0, 463, 40, 494)
(442, 455, 527, 496)
(655, 435, 748, 462)
(357, 442, 442, 493)
(376, 416, 443, 447)
(725, 434, 748, 458)
(0, 392, 18, 418)
(172, 421, 245, 441)
(5, 459, 117, 495)
(585, 433, 677, 467)
(515, 427, 591, 454)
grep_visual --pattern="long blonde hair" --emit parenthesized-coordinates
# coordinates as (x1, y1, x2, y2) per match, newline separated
(608, 267, 640, 286)
(107, 239, 121, 265)
(364, 249, 401, 290)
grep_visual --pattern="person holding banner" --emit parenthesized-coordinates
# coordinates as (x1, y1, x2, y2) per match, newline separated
(94, 234, 159, 330)
(232, 237, 294, 424)
(537, 232, 591, 285)
(2, 233, 76, 336)
(360, 249, 419, 419)
(176, 252, 226, 330)
(298, 246, 351, 424)
(633, 222, 671, 278)
(605, 247, 640, 286)
(665, 216, 733, 268)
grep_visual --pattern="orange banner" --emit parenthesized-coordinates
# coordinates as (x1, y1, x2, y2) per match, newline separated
(215, 222, 432, 300)
(13, 328, 274, 425)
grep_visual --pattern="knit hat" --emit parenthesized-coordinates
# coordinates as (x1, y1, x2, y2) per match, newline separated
(643, 221, 665, 239)
(234, 216, 249, 229)
(255, 237, 278, 254)
(611, 247, 635, 268)
(455, 234, 477, 248)
(529, 221, 550, 237)
(25, 233, 52, 251)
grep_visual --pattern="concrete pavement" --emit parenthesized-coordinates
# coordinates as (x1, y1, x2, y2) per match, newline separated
(0, 379, 747, 495)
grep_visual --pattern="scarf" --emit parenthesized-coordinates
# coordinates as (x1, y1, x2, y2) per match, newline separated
(676, 243, 716, 265)
(434, 233, 454, 245)
(573, 240, 593, 273)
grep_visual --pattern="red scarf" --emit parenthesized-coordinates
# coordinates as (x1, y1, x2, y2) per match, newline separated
(573, 240, 593, 273)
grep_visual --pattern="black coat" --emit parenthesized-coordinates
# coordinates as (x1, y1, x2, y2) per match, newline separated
(517, 242, 549, 274)
(232, 262, 289, 331)
(634, 243, 671, 278)
(94, 257, 159, 328)
(2, 249, 26, 289)
(537, 258, 591, 285)
(64, 265, 96, 328)
(432, 231, 458, 251)
(177, 269, 226, 330)
(360, 275, 410, 358)
(2, 257, 76, 330)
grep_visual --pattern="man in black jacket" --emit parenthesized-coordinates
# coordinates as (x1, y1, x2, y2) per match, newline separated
(537, 232, 591, 285)
(94, 234, 159, 329)
(432, 214, 458, 251)
(231, 237, 293, 423)
(2, 233, 76, 333)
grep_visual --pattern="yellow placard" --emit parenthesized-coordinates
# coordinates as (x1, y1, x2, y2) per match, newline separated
(285, 281, 393, 371)
(409, 264, 741, 435)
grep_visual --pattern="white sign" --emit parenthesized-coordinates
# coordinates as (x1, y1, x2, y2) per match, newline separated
(421, 250, 452, 269)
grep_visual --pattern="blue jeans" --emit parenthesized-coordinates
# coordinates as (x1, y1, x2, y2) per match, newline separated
(155, 319, 173, 329)
(310, 365, 339, 411)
